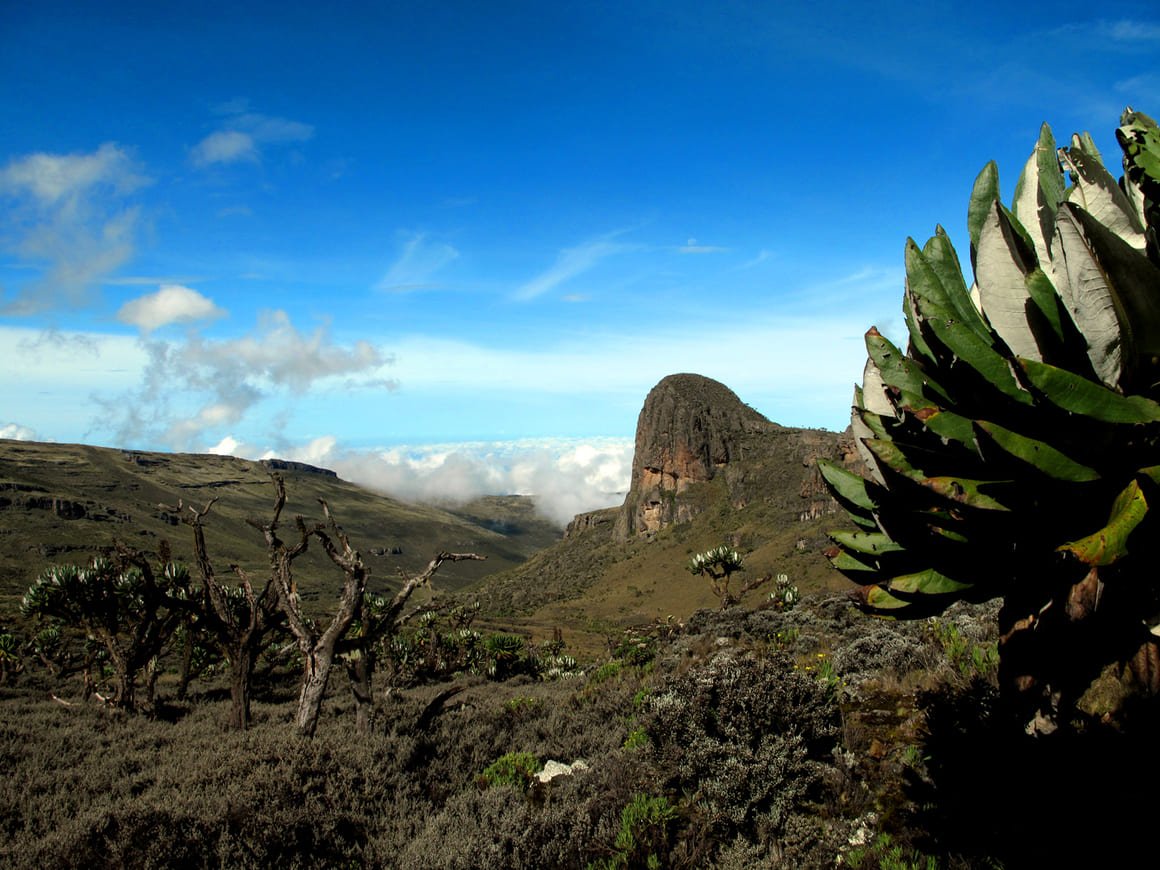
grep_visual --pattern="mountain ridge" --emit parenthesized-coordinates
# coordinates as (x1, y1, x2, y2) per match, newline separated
(0, 439, 558, 613)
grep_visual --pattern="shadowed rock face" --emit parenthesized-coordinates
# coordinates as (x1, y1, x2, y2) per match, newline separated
(562, 372, 860, 545)
(613, 373, 778, 538)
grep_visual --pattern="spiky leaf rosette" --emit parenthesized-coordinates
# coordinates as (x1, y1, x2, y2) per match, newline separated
(820, 110, 1160, 631)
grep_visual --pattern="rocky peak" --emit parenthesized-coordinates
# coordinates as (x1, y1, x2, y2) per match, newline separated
(613, 374, 778, 538)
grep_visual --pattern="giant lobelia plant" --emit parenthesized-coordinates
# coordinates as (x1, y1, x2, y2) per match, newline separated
(819, 109, 1160, 733)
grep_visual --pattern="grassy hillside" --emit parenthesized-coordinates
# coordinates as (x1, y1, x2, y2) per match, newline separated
(471, 426, 858, 658)
(0, 440, 559, 616)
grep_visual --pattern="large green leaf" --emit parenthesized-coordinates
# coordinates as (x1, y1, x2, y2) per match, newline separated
(1011, 122, 1063, 266)
(920, 305, 1033, 405)
(1051, 205, 1127, 388)
(1116, 109, 1160, 230)
(903, 282, 938, 365)
(1058, 479, 1148, 566)
(816, 459, 878, 529)
(865, 328, 948, 402)
(975, 200, 1044, 361)
(858, 584, 914, 613)
(881, 390, 978, 460)
(830, 548, 882, 574)
(1022, 267, 1074, 360)
(974, 420, 1101, 482)
(968, 160, 1000, 253)
(917, 231, 989, 337)
(1061, 136, 1146, 251)
(865, 439, 1012, 511)
(914, 406, 978, 451)
(888, 568, 976, 596)
(1019, 357, 1160, 423)
(893, 389, 977, 449)
(905, 238, 956, 315)
(830, 530, 905, 555)
(923, 226, 973, 301)
(1066, 204, 1160, 393)
(908, 237, 996, 342)
(851, 381, 888, 486)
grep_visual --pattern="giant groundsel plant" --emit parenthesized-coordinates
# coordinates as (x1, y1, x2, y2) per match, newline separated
(819, 109, 1160, 730)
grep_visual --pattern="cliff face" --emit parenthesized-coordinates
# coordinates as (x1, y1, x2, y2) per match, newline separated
(613, 374, 773, 537)
(610, 373, 856, 540)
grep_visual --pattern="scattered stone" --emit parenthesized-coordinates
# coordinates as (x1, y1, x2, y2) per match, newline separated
(535, 758, 589, 784)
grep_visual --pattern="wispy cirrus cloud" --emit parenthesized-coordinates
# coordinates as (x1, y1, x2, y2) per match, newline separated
(190, 105, 314, 167)
(737, 249, 774, 269)
(678, 238, 728, 254)
(1046, 18, 1160, 48)
(376, 232, 460, 292)
(1101, 19, 1160, 42)
(0, 142, 149, 314)
(513, 232, 637, 301)
(1115, 73, 1160, 97)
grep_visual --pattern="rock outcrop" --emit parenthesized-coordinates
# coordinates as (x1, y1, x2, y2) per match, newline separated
(614, 374, 774, 538)
(564, 506, 617, 540)
(475, 373, 866, 623)
(611, 373, 857, 540)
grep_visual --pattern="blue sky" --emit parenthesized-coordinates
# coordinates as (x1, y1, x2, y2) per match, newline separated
(2, 2, 1158, 520)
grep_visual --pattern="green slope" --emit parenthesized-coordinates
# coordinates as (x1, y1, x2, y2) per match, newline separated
(0, 440, 558, 616)
(469, 426, 858, 657)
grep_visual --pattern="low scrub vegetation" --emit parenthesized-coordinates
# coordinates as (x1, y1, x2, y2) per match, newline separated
(6, 586, 1152, 867)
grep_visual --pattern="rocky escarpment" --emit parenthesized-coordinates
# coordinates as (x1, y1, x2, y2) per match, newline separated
(605, 373, 859, 541)
(613, 374, 774, 538)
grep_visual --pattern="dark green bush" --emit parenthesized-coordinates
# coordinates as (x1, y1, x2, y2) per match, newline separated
(478, 751, 540, 790)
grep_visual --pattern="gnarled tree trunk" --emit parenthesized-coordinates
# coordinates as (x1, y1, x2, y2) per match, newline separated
(339, 551, 485, 734)
(228, 646, 256, 731)
(169, 494, 284, 731)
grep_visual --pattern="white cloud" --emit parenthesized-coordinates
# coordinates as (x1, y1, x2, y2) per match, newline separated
(0, 422, 37, 441)
(117, 284, 227, 332)
(191, 108, 314, 168)
(207, 434, 243, 456)
(190, 130, 257, 166)
(514, 233, 636, 300)
(100, 309, 395, 449)
(264, 435, 340, 468)
(0, 143, 149, 313)
(209, 434, 634, 527)
(0, 142, 145, 204)
(376, 232, 460, 291)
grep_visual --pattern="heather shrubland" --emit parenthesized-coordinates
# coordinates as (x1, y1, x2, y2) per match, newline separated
(6, 582, 1160, 866)
(0, 587, 1052, 869)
